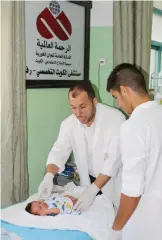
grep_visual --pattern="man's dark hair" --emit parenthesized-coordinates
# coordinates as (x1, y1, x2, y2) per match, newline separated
(69, 80, 95, 100)
(25, 202, 32, 214)
(107, 63, 148, 94)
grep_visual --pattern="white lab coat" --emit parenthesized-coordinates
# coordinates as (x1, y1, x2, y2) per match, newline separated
(47, 103, 125, 202)
(120, 101, 162, 240)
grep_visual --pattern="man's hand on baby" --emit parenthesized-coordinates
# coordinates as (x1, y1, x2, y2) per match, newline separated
(73, 183, 99, 212)
(38, 173, 54, 198)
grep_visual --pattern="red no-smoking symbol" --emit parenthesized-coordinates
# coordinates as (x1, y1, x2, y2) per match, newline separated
(36, 1, 72, 41)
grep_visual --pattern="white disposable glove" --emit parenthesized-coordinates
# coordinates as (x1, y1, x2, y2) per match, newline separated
(73, 183, 99, 212)
(108, 228, 122, 240)
(38, 173, 54, 198)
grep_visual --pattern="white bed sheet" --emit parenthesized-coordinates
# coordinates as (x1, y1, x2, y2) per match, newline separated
(1, 183, 115, 240)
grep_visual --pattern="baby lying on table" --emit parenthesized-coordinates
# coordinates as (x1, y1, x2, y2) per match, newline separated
(25, 195, 79, 216)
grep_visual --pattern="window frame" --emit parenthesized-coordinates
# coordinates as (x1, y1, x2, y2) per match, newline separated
(151, 41, 162, 73)
(152, 7, 162, 73)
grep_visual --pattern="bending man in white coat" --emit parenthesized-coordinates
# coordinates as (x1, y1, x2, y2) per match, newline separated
(107, 63, 162, 240)
(38, 80, 125, 212)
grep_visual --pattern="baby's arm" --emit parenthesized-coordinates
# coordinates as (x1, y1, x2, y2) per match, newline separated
(40, 208, 60, 216)
(47, 208, 60, 215)
(64, 195, 77, 205)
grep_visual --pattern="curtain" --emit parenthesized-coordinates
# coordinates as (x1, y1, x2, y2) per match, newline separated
(1, 0, 29, 207)
(113, 1, 153, 89)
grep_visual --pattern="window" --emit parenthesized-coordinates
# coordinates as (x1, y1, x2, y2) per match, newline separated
(149, 7, 162, 89)
(150, 41, 162, 73)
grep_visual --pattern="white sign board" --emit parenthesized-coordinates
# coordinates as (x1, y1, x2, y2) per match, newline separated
(25, 1, 90, 87)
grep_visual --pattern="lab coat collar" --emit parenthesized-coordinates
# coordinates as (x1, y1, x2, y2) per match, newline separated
(131, 101, 158, 118)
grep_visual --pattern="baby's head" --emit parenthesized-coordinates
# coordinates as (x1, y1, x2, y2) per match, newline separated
(25, 201, 48, 215)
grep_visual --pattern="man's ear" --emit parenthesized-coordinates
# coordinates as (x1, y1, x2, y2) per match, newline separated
(93, 97, 98, 105)
(120, 86, 128, 96)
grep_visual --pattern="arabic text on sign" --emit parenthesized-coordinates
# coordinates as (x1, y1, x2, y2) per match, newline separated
(26, 66, 81, 78)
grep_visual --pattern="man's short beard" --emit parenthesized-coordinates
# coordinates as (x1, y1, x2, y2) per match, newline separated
(87, 105, 96, 123)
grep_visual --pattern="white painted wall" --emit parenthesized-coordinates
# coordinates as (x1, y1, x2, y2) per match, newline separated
(91, 1, 113, 27)
(154, 1, 162, 10)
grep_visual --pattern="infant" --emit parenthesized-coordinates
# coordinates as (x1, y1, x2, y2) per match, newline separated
(25, 195, 79, 216)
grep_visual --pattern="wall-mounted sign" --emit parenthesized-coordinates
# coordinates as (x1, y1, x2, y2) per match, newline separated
(25, 1, 92, 88)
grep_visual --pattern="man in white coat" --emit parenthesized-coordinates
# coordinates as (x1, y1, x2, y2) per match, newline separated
(38, 80, 125, 212)
(107, 63, 162, 240)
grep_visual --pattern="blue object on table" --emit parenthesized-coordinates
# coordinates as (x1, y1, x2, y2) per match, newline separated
(59, 165, 74, 178)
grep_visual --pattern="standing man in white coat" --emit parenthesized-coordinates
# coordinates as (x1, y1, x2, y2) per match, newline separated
(38, 80, 125, 212)
(107, 63, 162, 240)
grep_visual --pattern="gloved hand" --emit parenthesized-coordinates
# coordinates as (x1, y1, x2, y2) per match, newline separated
(108, 228, 122, 240)
(73, 183, 99, 212)
(38, 173, 54, 198)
